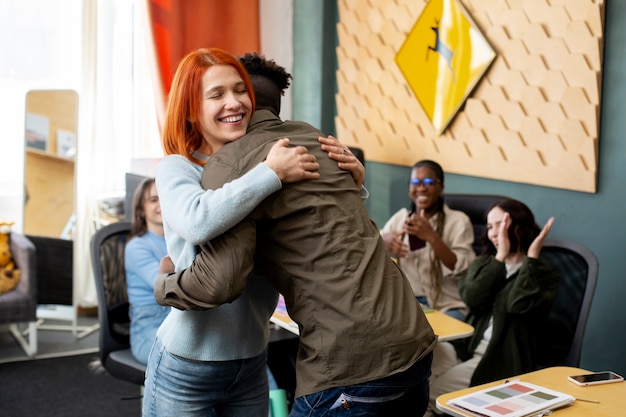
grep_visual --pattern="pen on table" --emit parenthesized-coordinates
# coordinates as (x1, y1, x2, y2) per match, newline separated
(575, 397, 600, 404)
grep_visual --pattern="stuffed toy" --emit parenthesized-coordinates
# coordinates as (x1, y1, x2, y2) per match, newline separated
(0, 220, 21, 295)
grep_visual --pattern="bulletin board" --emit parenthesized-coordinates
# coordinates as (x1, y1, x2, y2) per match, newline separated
(335, 0, 605, 193)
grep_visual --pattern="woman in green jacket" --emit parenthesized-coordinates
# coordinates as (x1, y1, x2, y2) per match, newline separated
(425, 198, 561, 417)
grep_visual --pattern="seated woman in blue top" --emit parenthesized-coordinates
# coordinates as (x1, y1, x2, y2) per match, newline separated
(124, 177, 169, 364)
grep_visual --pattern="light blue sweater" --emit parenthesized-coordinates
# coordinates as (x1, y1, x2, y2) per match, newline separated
(155, 153, 281, 361)
(124, 230, 170, 364)
(125, 230, 169, 306)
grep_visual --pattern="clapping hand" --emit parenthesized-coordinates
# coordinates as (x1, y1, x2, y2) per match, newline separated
(382, 231, 409, 258)
(527, 217, 555, 259)
(403, 209, 435, 241)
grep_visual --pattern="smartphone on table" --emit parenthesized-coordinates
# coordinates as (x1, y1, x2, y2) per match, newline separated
(567, 371, 624, 386)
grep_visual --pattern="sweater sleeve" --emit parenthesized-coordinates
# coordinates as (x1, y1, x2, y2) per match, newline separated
(503, 257, 561, 316)
(156, 155, 281, 245)
(125, 237, 160, 288)
(460, 255, 508, 312)
(154, 219, 257, 310)
(461, 256, 561, 316)
(441, 207, 476, 275)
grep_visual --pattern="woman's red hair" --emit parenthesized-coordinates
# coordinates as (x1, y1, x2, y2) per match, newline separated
(162, 48, 255, 165)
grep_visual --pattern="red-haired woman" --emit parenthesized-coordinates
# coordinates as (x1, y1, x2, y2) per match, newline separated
(144, 48, 364, 417)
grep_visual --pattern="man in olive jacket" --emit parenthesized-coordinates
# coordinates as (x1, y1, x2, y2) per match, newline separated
(155, 53, 436, 416)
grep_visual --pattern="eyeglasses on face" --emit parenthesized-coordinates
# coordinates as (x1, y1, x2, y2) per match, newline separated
(410, 177, 440, 187)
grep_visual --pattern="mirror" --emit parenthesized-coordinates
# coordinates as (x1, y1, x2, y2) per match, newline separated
(24, 90, 78, 238)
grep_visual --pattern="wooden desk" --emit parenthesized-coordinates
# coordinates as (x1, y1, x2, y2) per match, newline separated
(437, 366, 626, 417)
(271, 296, 474, 342)
(425, 309, 474, 342)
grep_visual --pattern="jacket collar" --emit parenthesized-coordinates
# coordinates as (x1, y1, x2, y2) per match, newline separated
(248, 109, 280, 130)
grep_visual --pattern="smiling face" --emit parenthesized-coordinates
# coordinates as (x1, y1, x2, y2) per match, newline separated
(197, 64, 252, 153)
(409, 165, 443, 216)
(486, 205, 506, 250)
(143, 182, 162, 231)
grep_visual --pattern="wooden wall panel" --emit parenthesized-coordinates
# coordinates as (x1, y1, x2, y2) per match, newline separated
(336, 0, 604, 193)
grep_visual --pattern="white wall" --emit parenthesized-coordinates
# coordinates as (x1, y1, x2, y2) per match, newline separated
(260, 0, 294, 120)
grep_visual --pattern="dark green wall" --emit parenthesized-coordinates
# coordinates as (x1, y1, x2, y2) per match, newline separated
(294, 1, 626, 375)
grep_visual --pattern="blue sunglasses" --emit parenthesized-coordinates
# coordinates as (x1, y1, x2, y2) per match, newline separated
(410, 177, 440, 187)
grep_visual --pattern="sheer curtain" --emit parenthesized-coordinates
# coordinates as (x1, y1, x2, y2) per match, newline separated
(0, 0, 83, 232)
(0, 0, 162, 307)
(0, 0, 293, 307)
(77, 0, 296, 306)
(76, 0, 162, 307)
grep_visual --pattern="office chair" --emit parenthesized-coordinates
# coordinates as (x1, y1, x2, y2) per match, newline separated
(0, 232, 37, 357)
(90, 221, 146, 386)
(348, 146, 365, 166)
(445, 194, 509, 254)
(536, 237, 598, 368)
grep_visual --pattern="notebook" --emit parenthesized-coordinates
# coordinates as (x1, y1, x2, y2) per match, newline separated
(446, 380, 575, 417)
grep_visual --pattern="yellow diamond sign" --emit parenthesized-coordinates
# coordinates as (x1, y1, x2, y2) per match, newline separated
(396, 0, 496, 135)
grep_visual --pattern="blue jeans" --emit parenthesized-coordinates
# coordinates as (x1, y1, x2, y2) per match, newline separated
(289, 352, 433, 416)
(443, 308, 466, 322)
(142, 338, 269, 417)
(129, 303, 170, 364)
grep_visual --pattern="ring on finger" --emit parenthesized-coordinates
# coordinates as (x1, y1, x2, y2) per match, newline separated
(341, 148, 348, 155)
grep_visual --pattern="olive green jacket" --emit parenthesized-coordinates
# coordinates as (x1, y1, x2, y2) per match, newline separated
(453, 255, 561, 386)
(156, 110, 436, 397)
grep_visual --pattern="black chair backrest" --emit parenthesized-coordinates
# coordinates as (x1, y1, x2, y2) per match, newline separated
(348, 146, 365, 166)
(26, 235, 73, 305)
(90, 221, 132, 364)
(444, 194, 509, 254)
(536, 238, 598, 368)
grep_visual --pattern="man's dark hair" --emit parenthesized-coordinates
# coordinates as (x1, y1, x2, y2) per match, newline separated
(238, 52, 292, 94)
(238, 53, 292, 114)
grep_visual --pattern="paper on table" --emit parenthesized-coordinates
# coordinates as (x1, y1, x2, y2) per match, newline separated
(447, 380, 574, 417)
(270, 295, 299, 335)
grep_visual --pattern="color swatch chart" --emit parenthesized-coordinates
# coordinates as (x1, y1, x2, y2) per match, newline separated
(270, 295, 299, 335)
(448, 381, 574, 417)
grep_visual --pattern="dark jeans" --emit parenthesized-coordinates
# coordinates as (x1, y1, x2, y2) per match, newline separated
(289, 352, 433, 416)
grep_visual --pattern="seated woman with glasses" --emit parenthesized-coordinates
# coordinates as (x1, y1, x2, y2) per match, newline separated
(380, 159, 475, 320)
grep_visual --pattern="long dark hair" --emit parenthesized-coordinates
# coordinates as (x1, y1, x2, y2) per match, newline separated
(129, 178, 156, 239)
(481, 198, 541, 256)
